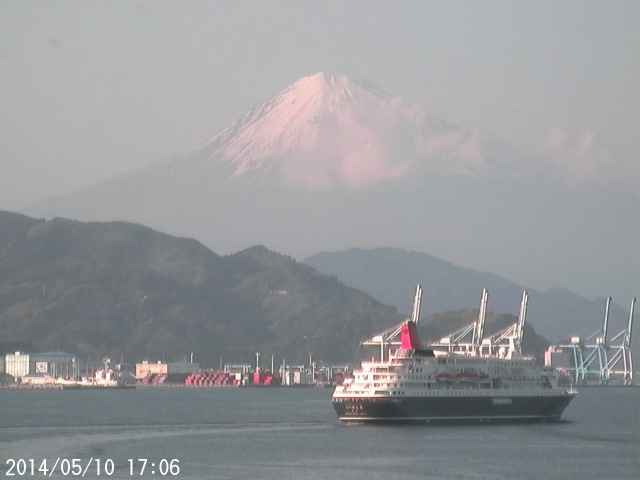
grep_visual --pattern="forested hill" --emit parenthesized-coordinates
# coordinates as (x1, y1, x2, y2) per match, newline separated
(0, 211, 401, 365)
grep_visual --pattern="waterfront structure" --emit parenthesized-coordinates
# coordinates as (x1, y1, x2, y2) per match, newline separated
(223, 364, 252, 374)
(281, 367, 313, 386)
(31, 352, 79, 379)
(429, 289, 529, 359)
(135, 360, 168, 380)
(4, 352, 30, 380)
(167, 360, 200, 376)
(546, 298, 636, 385)
(3, 351, 80, 381)
(21, 373, 55, 385)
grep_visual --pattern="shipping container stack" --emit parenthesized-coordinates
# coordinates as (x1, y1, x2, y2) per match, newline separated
(142, 373, 167, 386)
(184, 370, 240, 387)
(251, 372, 281, 386)
(252, 371, 265, 384)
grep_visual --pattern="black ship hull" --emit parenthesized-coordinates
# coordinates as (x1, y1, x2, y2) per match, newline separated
(333, 393, 576, 423)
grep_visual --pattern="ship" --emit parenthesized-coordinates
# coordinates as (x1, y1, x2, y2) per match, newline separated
(55, 368, 135, 389)
(332, 285, 577, 423)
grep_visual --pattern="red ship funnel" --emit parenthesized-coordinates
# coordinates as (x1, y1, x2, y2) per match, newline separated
(400, 321, 422, 350)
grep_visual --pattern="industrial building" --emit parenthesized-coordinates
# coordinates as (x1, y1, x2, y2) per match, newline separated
(135, 360, 200, 383)
(2, 351, 80, 382)
(4, 352, 29, 380)
(135, 360, 168, 380)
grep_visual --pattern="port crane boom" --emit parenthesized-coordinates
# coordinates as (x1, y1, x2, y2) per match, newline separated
(361, 285, 423, 361)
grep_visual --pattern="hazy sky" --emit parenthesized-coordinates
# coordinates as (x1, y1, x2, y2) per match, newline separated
(1, 1, 638, 301)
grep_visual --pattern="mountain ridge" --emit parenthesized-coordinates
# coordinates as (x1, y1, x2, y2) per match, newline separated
(304, 247, 635, 344)
(161, 72, 479, 189)
(0, 211, 403, 364)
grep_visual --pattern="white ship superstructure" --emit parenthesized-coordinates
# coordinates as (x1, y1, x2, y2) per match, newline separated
(332, 286, 577, 423)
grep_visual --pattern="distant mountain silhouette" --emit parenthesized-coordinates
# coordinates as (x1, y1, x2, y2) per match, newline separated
(304, 248, 635, 345)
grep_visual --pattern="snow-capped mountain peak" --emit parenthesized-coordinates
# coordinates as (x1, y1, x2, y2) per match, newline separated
(185, 72, 487, 189)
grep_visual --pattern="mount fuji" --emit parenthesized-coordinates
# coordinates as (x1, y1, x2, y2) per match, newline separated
(24, 72, 631, 306)
(26, 73, 494, 256)
(190, 72, 487, 188)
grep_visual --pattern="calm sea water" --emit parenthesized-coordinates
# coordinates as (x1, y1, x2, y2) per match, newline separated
(0, 387, 638, 480)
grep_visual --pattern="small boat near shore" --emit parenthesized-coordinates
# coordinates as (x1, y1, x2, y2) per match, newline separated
(55, 368, 135, 389)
